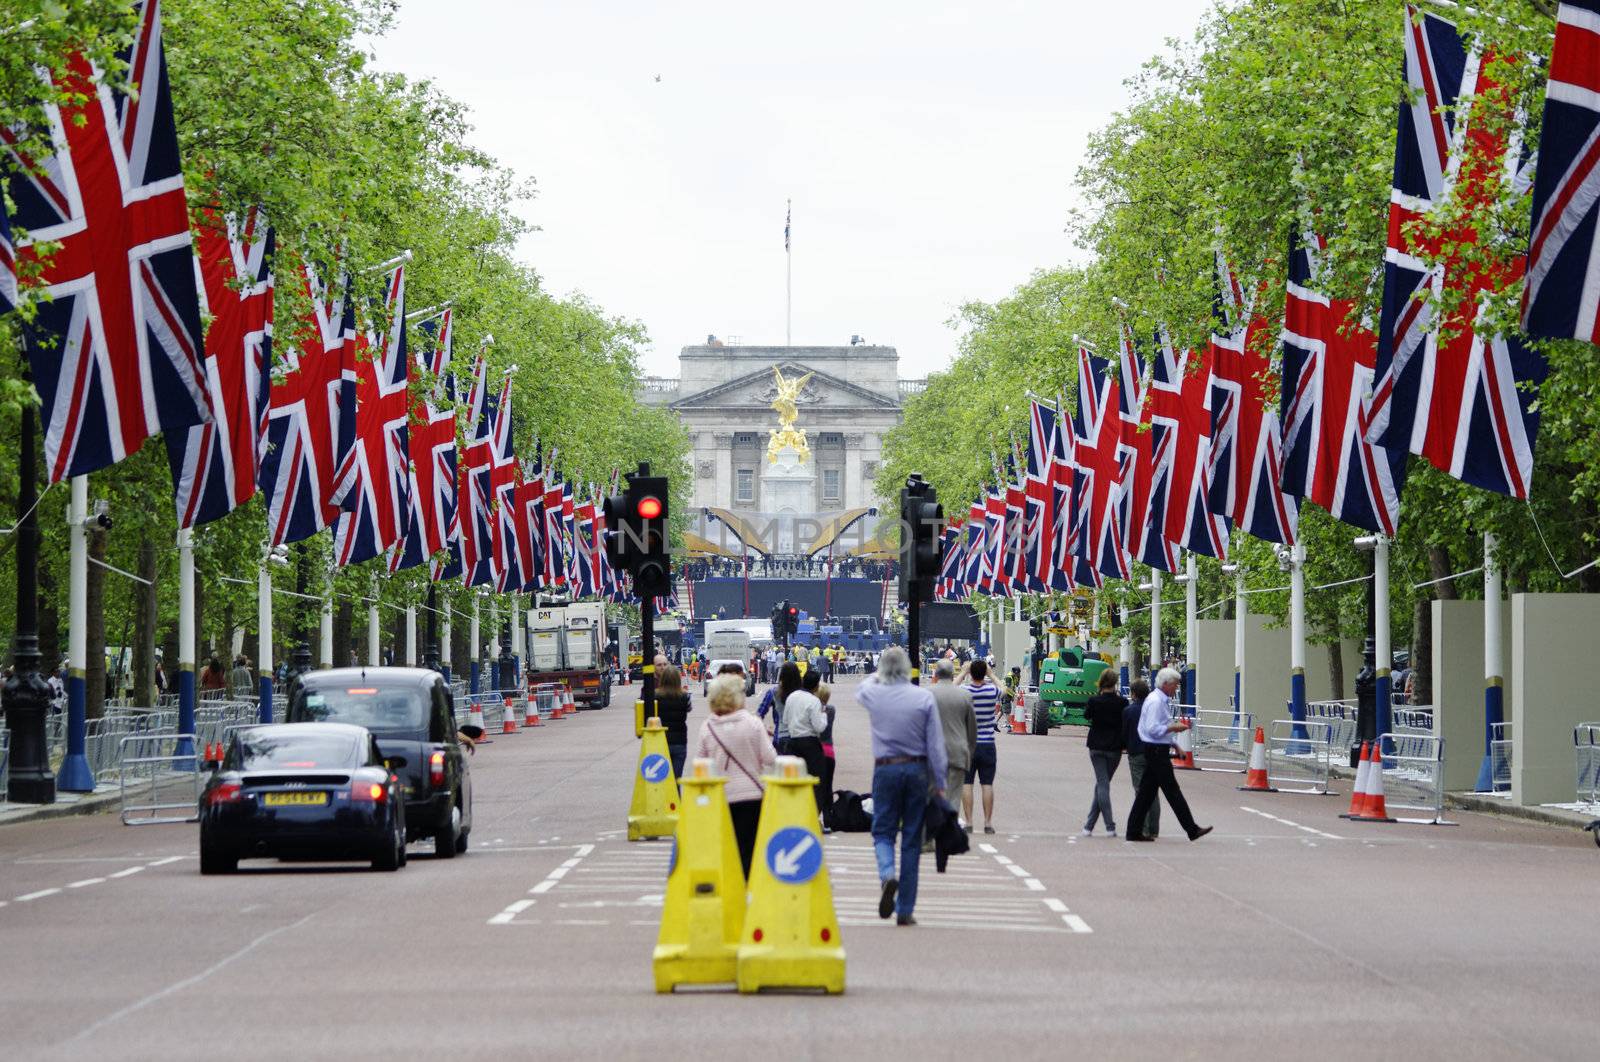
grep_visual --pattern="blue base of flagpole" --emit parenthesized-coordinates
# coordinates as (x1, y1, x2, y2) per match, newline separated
(1475, 683, 1504, 792)
(469, 661, 480, 696)
(1288, 671, 1308, 753)
(489, 661, 501, 694)
(259, 676, 274, 724)
(58, 674, 95, 793)
(1181, 667, 1195, 708)
(174, 669, 197, 766)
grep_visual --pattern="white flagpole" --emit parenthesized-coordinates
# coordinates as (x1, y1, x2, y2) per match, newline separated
(785, 198, 792, 347)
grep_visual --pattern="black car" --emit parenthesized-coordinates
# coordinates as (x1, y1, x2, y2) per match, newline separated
(287, 667, 473, 856)
(200, 723, 407, 874)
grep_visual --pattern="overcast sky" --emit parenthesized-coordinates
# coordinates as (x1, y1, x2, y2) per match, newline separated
(376, 0, 1216, 379)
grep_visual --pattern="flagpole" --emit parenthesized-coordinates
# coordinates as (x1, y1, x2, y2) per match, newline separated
(785, 198, 792, 347)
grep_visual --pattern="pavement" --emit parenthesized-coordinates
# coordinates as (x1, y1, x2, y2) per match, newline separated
(2, 674, 1596, 1061)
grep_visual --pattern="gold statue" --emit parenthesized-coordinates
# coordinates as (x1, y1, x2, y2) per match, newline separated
(766, 365, 813, 462)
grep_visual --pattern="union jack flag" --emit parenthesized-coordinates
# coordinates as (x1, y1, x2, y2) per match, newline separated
(1145, 329, 1228, 559)
(258, 259, 355, 546)
(542, 451, 569, 588)
(390, 317, 459, 576)
(489, 375, 524, 592)
(333, 266, 412, 567)
(513, 469, 543, 593)
(1116, 325, 1178, 573)
(1525, 3, 1600, 341)
(166, 208, 273, 529)
(459, 354, 497, 587)
(1206, 255, 1297, 545)
(1071, 345, 1126, 582)
(1, 199, 15, 313)
(418, 317, 462, 582)
(1368, 6, 1546, 500)
(1281, 231, 1405, 536)
(1023, 400, 1059, 592)
(936, 520, 966, 600)
(961, 499, 988, 589)
(3, 0, 210, 484)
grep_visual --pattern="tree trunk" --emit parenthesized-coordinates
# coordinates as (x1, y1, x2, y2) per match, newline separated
(131, 539, 158, 705)
(1428, 545, 1458, 599)
(335, 599, 353, 667)
(451, 615, 469, 678)
(1411, 599, 1433, 706)
(84, 524, 108, 720)
(1327, 639, 1344, 701)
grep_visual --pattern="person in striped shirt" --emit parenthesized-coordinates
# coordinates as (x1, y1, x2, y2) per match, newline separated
(959, 659, 1001, 834)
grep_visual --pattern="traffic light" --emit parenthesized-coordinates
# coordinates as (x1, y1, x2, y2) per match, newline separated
(785, 602, 799, 639)
(898, 474, 943, 606)
(601, 462, 672, 597)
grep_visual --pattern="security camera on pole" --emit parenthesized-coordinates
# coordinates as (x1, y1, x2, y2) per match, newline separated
(898, 474, 943, 685)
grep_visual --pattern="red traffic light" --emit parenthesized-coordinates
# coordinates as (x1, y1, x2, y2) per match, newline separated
(787, 607, 798, 617)
(636, 495, 663, 519)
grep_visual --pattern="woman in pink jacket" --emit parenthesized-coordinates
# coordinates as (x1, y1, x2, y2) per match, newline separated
(694, 673, 777, 877)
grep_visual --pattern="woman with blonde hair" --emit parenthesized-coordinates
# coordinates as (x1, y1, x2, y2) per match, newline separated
(694, 673, 776, 876)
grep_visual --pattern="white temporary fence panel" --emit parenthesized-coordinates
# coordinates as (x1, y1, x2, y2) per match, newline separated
(1489, 721, 1513, 795)
(1189, 708, 1254, 773)
(119, 733, 202, 825)
(1576, 723, 1600, 805)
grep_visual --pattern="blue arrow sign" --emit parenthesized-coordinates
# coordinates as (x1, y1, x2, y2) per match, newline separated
(765, 826, 822, 884)
(640, 753, 670, 784)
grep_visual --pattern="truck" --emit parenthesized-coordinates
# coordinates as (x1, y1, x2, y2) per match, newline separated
(700, 618, 757, 696)
(526, 597, 613, 709)
(1032, 646, 1113, 730)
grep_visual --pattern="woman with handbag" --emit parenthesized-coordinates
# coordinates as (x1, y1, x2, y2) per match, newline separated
(694, 673, 777, 877)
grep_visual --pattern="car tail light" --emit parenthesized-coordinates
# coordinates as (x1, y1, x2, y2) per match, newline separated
(206, 782, 243, 806)
(352, 781, 388, 803)
(429, 750, 446, 788)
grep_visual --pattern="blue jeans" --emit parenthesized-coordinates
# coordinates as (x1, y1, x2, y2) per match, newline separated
(871, 761, 928, 918)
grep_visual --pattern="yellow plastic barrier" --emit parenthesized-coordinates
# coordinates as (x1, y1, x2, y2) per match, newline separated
(628, 717, 679, 841)
(736, 755, 845, 994)
(653, 758, 744, 992)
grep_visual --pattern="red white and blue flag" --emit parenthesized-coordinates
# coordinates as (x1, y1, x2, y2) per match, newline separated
(333, 266, 412, 567)
(1145, 330, 1228, 559)
(1281, 232, 1405, 536)
(3, 0, 210, 484)
(1206, 255, 1297, 545)
(542, 451, 569, 588)
(1368, 6, 1546, 500)
(488, 375, 524, 592)
(1023, 399, 1060, 592)
(258, 260, 356, 546)
(460, 354, 498, 587)
(1116, 326, 1179, 573)
(0, 199, 16, 313)
(166, 208, 273, 529)
(1524, 3, 1600, 342)
(1071, 344, 1126, 582)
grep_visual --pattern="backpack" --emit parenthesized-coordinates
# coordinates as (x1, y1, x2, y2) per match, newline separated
(826, 789, 874, 832)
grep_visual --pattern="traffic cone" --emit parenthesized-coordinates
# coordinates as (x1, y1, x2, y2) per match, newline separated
(653, 758, 746, 992)
(737, 755, 845, 995)
(1238, 726, 1276, 792)
(628, 717, 679, 841)
(524, 692, 541, 727)
(1172, 721, 1198, 771)
(501, 694, 519, 734)
(562, 685, 577, 717)
(1340, 742, 1372, 818)
(1356, 742, 1396, 822)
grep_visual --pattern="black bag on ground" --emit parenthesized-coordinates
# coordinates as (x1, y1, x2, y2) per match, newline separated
(826, 789, 873, 832)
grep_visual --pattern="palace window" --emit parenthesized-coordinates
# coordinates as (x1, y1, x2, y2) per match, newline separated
(822, 468, 841, 503)
(736, 468, 755, 503)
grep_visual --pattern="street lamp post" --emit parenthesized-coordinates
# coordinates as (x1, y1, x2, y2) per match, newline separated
(291, 544, 313, 678)
(4, 396, 56, 803)
(425, 584, 441, 673)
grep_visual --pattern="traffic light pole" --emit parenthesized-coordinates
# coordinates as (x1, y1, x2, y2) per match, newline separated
(908, 596, 921, 686)
(640, 594, 657, 724)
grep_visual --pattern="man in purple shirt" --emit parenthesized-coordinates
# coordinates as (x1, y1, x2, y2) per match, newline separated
(857, 646, 947, 926)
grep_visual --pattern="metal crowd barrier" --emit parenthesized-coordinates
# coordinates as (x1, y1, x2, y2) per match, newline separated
(1489, 721, 1513, 795)
(119, 732, 202, 825)
(533, 683, 559, 720)
(88, 709, 179, 784)
(1265, 718, 1337, 794)
(1375, 731, 1450, 824)
(1188, 708, 1254, 773)
(1303, 700, 1360, 751)
(1575, 723, 1600, 805)
(1392, 707, 1434, 734)
(194, 701, 262, 749)
(0, 730, 10, 803)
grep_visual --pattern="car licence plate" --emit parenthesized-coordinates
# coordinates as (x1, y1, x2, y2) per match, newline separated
(263, 792, 328, 806)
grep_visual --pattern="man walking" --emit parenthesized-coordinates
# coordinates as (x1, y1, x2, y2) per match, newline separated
(929, 660, 976, 815)
(857, 646, 947, 926)
(228, 655, 254, 699)
(1126, 668, 1211, 842)
(1121, 677, 1159, 839)
(960, 659, 1001, 834)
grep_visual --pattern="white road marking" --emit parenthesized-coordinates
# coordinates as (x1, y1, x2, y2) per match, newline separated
(992, 854, 1013, 865)
(978, 843, 998, 854)
(490, 843, 598, 923)
(1043, 898, 1068, 913)
(530, 880, 558, 895)
(109, 866, 144, 879)
(16, 888, 61, 902)
(1003, 864, 1029, 877)
(1062, 915, 1093, 934)
(67, 878, 106, 889)
(1023, 878, 1045, 891)
(145, 856, 185, 868)
(1239, 805, 1343, 840)
(62, 913, 317, 1047)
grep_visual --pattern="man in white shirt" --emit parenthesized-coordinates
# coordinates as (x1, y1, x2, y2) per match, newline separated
(1125, 668, 1212, 843)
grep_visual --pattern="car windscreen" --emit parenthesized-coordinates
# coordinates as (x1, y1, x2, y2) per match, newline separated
(235, 731, 360, 771)
(295, 684, 427, 736)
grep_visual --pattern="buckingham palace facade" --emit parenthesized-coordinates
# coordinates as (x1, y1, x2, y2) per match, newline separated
(637, 339, 925, 514)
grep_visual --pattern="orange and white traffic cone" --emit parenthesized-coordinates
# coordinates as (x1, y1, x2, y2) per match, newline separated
(502, 694, 519, 734)
(524, 692, 541, 727)
(1340, 742, 1372, 818)
(1356, 742, 1396, 822)
(467, 698, 484, 732)
(1172, 721, 1197, 771)
(1238, 726, 1276, 791)
(563, 686, 577, 717)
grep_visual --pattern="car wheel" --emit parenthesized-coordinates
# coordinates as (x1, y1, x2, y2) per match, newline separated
(434, 802, 461, 859)
(199, 840, 236, 876)
(373, 818, 404, 872)
(455, 829, 470, 855)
